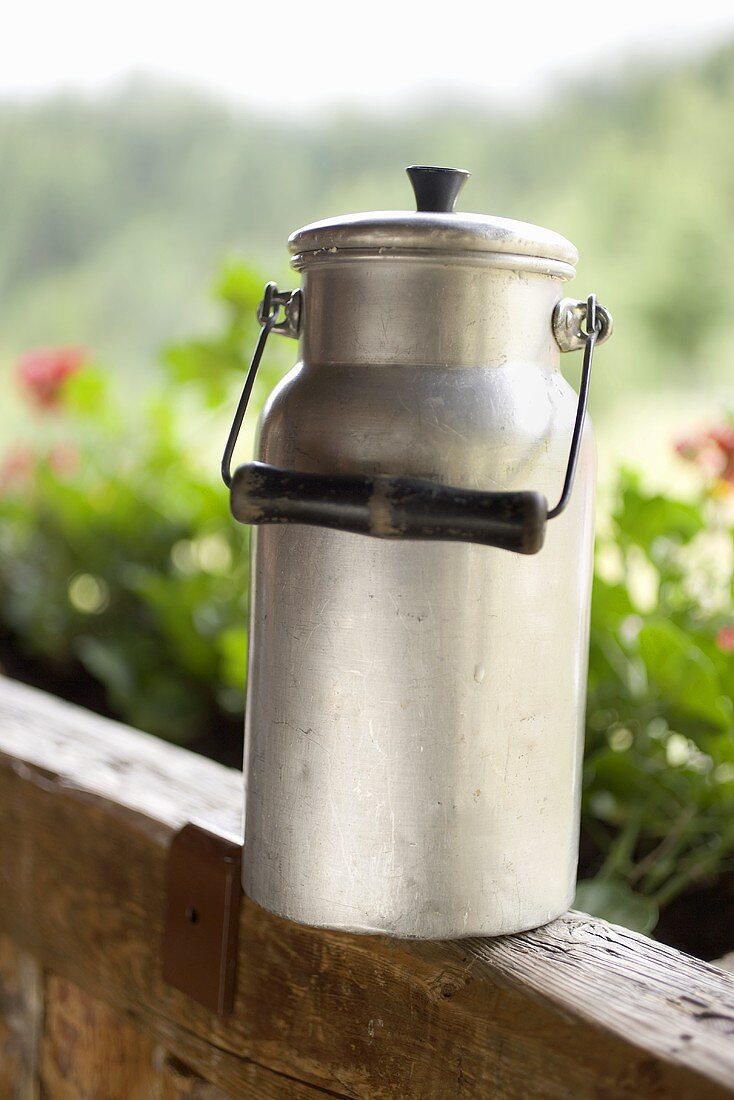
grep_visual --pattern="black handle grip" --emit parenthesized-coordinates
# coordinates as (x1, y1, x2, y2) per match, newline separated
(230, 462, 548, 554)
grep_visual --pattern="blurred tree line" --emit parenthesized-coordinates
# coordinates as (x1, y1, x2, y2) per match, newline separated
(1, 41, 734, 405)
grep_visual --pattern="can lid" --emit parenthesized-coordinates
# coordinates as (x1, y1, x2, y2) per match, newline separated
(289, 165, 578, 276)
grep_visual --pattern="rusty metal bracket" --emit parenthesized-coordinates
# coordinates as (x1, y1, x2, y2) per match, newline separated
(162, 823, 242, 1015)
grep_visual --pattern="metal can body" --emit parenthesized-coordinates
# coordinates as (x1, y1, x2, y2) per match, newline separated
(242, 254, 596, 939)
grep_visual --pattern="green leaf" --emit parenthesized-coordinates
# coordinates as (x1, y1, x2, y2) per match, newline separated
(215, 261, 265, 311)
(217, 626, 248, 689)
(638, 620, 732, 730)
(63, 367, 109, 416)
(590, 576, 635, 627)
(127, 671, 207, 743)
(613, 472, 705, 552)
(76, 635, 135, 705)
(574, 878, 659, 934)
(126, 569, 219, 679)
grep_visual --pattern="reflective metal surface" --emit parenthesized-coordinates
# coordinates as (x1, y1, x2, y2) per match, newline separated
(241, 245, 598, 939)
(288, 212, 579, 270)
(553, 296, 613, 352)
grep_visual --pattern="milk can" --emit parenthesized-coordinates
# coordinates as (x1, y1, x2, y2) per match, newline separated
(222, 166, 612, 939)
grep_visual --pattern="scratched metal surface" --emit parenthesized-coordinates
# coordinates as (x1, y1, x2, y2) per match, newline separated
(242, 252, 596, 939)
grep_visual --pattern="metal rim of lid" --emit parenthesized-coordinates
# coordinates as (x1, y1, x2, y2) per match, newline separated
(288, 211, 578, 278)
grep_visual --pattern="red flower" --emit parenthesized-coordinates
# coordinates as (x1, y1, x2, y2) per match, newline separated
(17, 346, 87, 411)
(716, 627, 734, 653)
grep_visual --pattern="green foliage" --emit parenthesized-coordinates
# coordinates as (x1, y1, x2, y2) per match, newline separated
(578, 470, 734, 930)
(574, 878, 659, 935)
(0, 262, 277, 742)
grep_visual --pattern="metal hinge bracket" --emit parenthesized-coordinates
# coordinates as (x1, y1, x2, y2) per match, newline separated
(162, 823, 242, 1015)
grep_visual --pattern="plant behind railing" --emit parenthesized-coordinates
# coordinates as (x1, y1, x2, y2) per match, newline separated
(579, 441, 734, 931)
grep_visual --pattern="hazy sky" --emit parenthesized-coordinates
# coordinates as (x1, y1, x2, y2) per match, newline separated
(4, 1, 734, 111)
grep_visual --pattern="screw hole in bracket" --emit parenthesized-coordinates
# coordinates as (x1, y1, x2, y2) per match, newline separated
(162, 823, 243, 1015)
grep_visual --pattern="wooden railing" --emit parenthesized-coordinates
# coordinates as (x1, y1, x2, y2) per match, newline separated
(1, 676, 734, 1098)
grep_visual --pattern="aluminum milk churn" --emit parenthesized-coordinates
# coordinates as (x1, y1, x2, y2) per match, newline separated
(222, 165, 613, 939)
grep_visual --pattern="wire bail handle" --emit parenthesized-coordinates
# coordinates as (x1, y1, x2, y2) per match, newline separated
(221, 283, 301, 488)
(548, 293, 606, 520)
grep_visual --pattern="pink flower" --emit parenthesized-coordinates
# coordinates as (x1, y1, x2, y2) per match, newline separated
(675, 422, 734, 485)
(0, 445, 35, 495)
(17, 346, 88, 411)
(48, 442, 79, 478)
(716, 627, 734, 653)
(708, 428, 734, 484)
(675, 437, 700, 461)
(708, 426, 734, 455)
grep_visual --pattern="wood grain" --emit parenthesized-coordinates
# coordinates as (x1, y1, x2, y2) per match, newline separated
(40, 973, 233, 1100)
(1, 676, 734, 1099)
(0, 936, 41, 1100)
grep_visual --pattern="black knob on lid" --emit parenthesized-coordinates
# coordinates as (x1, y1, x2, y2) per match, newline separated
(406, 165, 470, 213)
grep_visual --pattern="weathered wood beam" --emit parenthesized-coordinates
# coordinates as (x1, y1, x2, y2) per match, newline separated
(1, 677, 733, 1099)
(0, 935, 42, 1099)
(40, 971, 236, 1099)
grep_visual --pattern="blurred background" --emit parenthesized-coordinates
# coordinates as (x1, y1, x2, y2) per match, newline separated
(2, 2, 734, 953)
